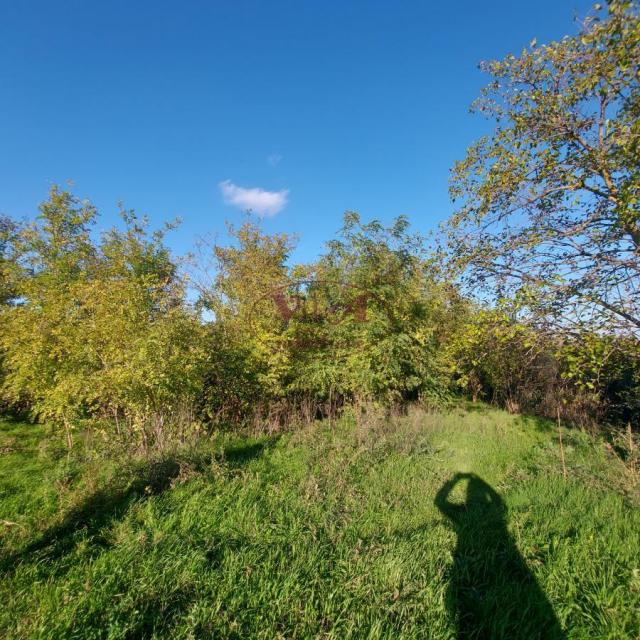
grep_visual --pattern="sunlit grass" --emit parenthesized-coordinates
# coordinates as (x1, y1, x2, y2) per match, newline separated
(0, 406, 638, 639)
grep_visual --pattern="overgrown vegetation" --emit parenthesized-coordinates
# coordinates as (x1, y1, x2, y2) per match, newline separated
(448, 0, 640, 333)
(1, 2, 639, 637)
(1, 2, 638, 444)
(3, 187, 638, 443)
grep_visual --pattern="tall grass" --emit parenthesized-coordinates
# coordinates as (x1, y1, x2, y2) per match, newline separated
(0, 406, 638, 639)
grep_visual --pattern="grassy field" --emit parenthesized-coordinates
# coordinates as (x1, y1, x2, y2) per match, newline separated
(0, 405, 638, 639)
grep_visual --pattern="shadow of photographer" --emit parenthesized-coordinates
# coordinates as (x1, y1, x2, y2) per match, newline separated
(435, 473, 565, 639)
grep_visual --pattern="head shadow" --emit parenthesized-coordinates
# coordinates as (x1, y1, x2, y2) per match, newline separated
(435, 473, 565, 639)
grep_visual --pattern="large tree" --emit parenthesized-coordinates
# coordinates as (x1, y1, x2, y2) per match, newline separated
(448, 1, 640, 333)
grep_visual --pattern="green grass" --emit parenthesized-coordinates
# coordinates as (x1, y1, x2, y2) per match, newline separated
(0, 405, 638, 639)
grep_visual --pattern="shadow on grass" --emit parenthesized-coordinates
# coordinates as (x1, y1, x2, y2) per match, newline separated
(454, 401, 494, 415)
(0, 437, 276, 577)
(221, 439, 274, 467)
(435, 474, 565, 639)
(516, 413, 559, 434)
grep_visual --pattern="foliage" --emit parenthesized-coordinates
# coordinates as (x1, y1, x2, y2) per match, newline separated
(446, 306, 558, 414)
(560, 332, 640, 423)
(197, 214, 453, 427)
(0, 214, 19, 308)
(0, 188, 208, 449)
(448, 1, 640, 333)
(286, 212, 451, 404)
(0, 188, 99, 434)
(198, 324, 265, 427)
(0, 214, 20, 408)
(2, 183, 638, 436)
(445, 303, 640, 426)
(197, 220, 296, 425)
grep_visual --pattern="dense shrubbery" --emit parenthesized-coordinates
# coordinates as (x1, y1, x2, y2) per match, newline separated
(448, 307, 640, 428)
(197, 214, 454, 431)
(444, 0, 640, 429)
(0, 190, 459, 443)
(0, 189, 209, 449)
(0, 187, 638, 448)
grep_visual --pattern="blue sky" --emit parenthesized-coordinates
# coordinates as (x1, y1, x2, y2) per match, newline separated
(1, 0, 590, 264)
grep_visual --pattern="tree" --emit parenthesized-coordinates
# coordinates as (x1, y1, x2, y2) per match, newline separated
(1, 188, 207, 449)
(448, 1, 640, 333)
(0, 188, 98, 441)
(288, 213, 451, 405)
(0, 214, 19, 406)
(446, 305, 558, 412)
(79, 209, 208, 449)
(197, 214, 453, 425)
(196, 220, 296, 425)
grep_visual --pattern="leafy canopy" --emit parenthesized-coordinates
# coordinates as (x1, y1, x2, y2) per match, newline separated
(449, 1, 640, 333)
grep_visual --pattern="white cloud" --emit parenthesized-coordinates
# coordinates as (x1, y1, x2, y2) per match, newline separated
(219, 179, 289, 218)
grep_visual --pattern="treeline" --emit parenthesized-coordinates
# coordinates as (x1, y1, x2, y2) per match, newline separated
(0, 192, 637, 451)
(0, 0, 638, 449)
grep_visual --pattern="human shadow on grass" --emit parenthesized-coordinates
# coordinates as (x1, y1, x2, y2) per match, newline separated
(0, 438, 275, 577)
(435, 473, 565, 640)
